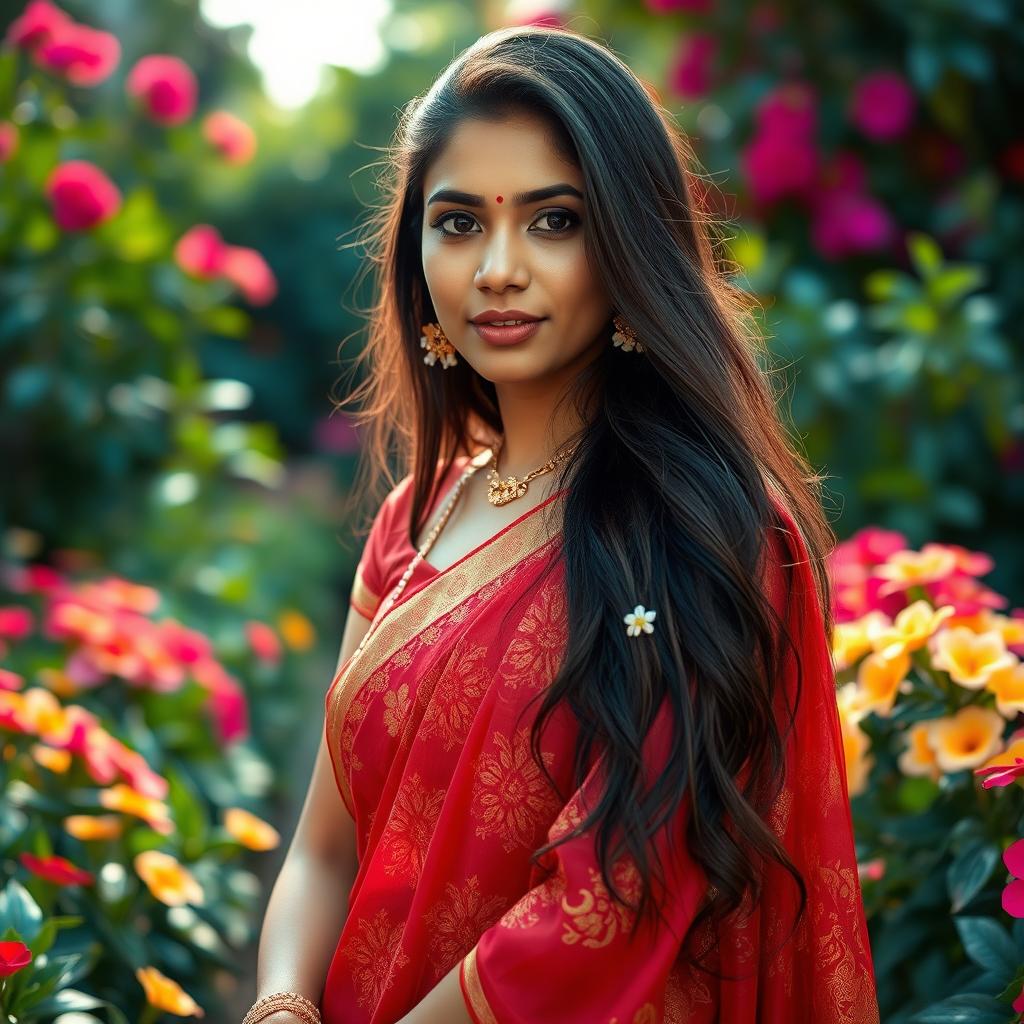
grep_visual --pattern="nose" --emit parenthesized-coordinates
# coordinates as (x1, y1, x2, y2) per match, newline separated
(473, 222, 530, 293)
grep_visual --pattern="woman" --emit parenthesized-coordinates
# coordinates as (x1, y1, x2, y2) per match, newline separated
(244, 24, 879, 1024)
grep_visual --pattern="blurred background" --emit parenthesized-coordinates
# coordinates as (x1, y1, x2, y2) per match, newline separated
(0, 0, 1022, 1021)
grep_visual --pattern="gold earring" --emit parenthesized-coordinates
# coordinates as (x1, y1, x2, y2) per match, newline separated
(420, 321, 458, 368)
(612, 314, 645, 353)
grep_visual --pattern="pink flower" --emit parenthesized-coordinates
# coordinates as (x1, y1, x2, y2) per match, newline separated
(1002, 838, 1024, 918)
(245, 621, 282, 663)
(1015, 980, 1024, 1015)
(223, 246, 277, 305)
(36, 22, 120, 86)
(193, 658, 249, 743)
(3, 0, 70, 51)
(0, 670, 24, 691)
(44, 160, 121, 231)
(975, 757, 1024, 790)
(850, 70, 915, 142)
(668, 32, 717, 100)
(0, 121, 20, 163)
(741, 132, 819, 205)
(810, 190, 894, 259)
(644, 0, 713, 11)
(754, 82, 817, 140)
(202, 110, 257, 165)
(126, 55, 198, 125)
(174, 224, 229, 278)
(0, 606, 34, 639)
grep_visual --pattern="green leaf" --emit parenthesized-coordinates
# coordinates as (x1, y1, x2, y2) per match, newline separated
(955, 917, 1020, 978)
(910, 992, 1017, 1023)
(0, 879, 44, 942)
(947, 840, 1000, 913)
(907, 232, 943, 280)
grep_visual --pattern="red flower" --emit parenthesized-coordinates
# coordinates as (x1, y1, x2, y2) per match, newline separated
(3, 0, 70, 51)
(36, 22, 121, 87)
(126, 55, 198, 125)
(0, 940, 32, 977)
(44, 160, 121, 231)
(850, 70, 915, 142)
(223, 246, 278, 306)
(975, 756, 1024, 789)
(0, 121, 19, 163)
(202, 111, 257, 165)
(175, 224, 229, 278)
(19, 851, 94, 886)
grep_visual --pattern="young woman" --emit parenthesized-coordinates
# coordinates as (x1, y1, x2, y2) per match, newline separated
(244, 25, 879, 1024)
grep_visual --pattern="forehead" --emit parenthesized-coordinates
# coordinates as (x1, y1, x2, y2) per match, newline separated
(423, 113, 581, 194)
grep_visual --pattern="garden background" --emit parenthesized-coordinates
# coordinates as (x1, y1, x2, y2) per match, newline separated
(0, 0, 1022, 1021)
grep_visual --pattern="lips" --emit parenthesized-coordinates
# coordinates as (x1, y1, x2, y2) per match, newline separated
(470, 309, 543, 325)
(471, 319, 545, 346)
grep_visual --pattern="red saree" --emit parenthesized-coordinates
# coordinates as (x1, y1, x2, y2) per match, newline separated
(322, 457, 879, 1024)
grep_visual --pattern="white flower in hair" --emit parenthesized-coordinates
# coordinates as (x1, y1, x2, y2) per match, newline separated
(624, 604, 656, 637)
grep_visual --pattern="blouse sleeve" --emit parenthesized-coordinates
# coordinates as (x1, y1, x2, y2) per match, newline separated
(459, 507, 879, 1024)
(348, 474, 412, 621)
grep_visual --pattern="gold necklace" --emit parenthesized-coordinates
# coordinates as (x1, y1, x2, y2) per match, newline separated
(486, 436, 577, 506)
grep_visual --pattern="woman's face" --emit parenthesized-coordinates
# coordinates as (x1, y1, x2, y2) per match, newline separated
(420, 111, 612, 386)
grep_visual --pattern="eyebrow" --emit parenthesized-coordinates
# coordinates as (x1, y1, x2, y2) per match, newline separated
(425, 183, 584, 207)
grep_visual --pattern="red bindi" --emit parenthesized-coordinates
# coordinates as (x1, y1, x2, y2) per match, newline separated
(495, 195, 503, 203)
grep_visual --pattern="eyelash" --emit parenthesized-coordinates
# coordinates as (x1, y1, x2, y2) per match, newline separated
(431, 209, 580, 238)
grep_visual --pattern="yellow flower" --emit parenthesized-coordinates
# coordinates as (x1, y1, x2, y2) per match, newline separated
(99, 783, 174, 835)
(64, 814, 124, 841)
(985, 659, 1024, 719)
(856, 651, 911, 717)
(836, 680, 870, 723)
(868, 600, 955, 659)
(20, 687, 74, 746)
(979, 735, 1024, 773)
(30, 743, 71, 773)
(931, 627, 1016, 690)
(224, 807, 280, 851)
(278, 609, 316, 652)
(832, 611, 890, 670)
(840, 715, 872, 797)
(136, 966, 204, 1017)
(928, 706, 1005, 773)
(874, 546, 958, 595)
(134, 850, 205, 907)
(898, 721, 941, 780)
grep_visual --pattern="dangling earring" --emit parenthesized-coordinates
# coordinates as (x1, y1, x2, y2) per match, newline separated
(420, 321, 459, 368)
(611, 314, 645, 353)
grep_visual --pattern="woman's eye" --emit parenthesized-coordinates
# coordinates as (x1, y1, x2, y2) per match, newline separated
(432, 209, 579, 237)
(532, 210, 578, 233)
(436, 212, 479, 236)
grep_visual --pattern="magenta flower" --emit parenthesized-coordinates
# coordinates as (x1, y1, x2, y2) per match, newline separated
(202, 110, 257, 165)
(36, 22, 120, 87)
(668, 32, 717, 99)
(850, 70, 915, 142)
(174, 224, 229, 278)
(810, 190, 893, 259)
(3, 0, 70, 51)
(644, 0, 713, 11)
(741, 132, 819, 205)
(126, 54, 198, 125)
(223, 246, 278, 306)
(754, 82, 818, 140)
(44, 160, 122, 231)
(1001, 838, 1024, 918)
(0, 121, 20, 163)
(0, 606, 34, 640)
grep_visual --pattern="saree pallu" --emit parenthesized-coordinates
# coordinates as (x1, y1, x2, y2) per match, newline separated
(321, 467, 879, 1024)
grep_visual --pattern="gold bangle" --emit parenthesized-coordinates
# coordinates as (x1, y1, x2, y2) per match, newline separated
(242, 991, 321, 1024)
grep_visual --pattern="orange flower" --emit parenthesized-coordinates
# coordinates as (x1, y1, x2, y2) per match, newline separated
(928, 706, 1004, 773)
(978, 735, 1024, 773)
(224, 807, 280, 851)
(20, 687, 74, 745)
(897, 721, 941, 781)
(856, 650, 911, 717)
(840, 714, 872, 797)
(278, 609, 315, 652)
(99, 783, 174, 835)
(30, 743, 71, 773)
(867, 600, 954, 659)
(37, 666, 79, 698)
(931, 627, 1016, 689)
(136, 966, 204, 1017)
(64, 814, 124, 841)
(134, 850, 204, 907)
(985, 660, 1024, 718)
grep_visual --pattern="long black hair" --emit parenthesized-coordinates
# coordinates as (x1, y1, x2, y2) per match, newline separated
(335, 24, 836, 975)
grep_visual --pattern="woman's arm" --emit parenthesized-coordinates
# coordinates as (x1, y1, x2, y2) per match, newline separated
(247, 604, 372, 1022)
(396, 961, 472, 1024)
